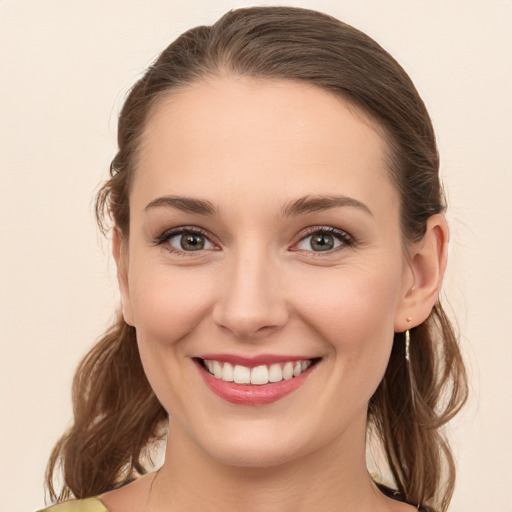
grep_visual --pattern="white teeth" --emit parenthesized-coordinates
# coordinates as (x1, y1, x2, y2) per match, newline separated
(251, 365, 269, 385)
(203, 359, 315, 385)
(268, 363, 283, 382)
(233, 365, 251, 384)
(282, 362, 294, 380)
(213, 360, 223, 379)
(222, 362, 234, 382)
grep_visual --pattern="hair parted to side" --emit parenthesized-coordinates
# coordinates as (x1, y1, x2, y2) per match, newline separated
(46, 7, 467, 511)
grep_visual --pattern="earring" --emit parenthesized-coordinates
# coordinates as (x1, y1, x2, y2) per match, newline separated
(405, 329, 411, 362)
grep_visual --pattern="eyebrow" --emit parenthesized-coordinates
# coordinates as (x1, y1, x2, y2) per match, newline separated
(144, 194, 373, 217)
(282, 195, 373, 217)
(145, 195, 216, 215)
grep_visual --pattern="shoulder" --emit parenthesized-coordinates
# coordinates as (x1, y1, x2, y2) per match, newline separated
(37, 497, 110, 512)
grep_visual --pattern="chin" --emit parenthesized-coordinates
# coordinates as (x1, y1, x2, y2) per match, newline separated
(196, 425, 310, 469)
(210, 444, 301, 469)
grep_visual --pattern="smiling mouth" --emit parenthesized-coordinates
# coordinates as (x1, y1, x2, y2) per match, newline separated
(196, 358, 321, 385)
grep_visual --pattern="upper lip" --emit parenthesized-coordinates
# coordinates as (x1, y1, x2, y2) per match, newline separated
(196, 353, 319, 368)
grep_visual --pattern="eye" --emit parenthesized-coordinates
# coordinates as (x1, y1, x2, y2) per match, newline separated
(294, 227, 353, 253)
(155, 227, 216, 253)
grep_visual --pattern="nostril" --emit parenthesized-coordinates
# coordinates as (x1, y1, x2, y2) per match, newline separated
(211, 286, 289, 339)
(212, 314, 287, 340)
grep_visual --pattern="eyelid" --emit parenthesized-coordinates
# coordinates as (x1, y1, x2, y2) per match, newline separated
(154, 226, 219, 254)
(291, 226, 354, 253)
(153, 225, 354, 256)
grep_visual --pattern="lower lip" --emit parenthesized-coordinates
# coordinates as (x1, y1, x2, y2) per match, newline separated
(196, 361, 316, 405)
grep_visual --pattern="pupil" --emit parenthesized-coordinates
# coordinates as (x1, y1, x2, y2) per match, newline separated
(311, 234, 334, 251)
(181, 234, 204, 250)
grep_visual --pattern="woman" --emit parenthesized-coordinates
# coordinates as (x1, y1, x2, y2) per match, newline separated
(41, 6, 467, 512)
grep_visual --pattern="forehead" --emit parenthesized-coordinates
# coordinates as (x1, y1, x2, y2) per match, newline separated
(133, 76, 398, 217)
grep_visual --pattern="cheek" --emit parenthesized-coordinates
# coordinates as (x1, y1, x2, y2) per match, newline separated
(128, 261, 215, 345)
(292, 264, 401, 386)
(296, 264, 401, 336)
(126, 261, 218, 415)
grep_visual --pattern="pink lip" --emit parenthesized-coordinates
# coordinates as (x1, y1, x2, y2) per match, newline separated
(198, 353, 314, 368)
(194, 358, 318, 406)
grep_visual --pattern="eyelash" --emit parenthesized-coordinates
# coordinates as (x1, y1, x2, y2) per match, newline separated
(294, 226, 354, 254)
(154, 226, 215, 257)
(154, 226, 355, 256)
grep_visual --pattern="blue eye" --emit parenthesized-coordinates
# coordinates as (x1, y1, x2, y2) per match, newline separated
(295, 228, 352, 252)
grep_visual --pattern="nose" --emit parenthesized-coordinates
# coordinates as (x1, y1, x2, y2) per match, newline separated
(212, 248, 289, 340)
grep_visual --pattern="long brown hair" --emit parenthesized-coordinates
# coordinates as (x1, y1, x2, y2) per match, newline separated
(46, 7, 468, 511)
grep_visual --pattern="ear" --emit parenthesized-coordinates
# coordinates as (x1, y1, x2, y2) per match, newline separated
(394, 214, 449, 332)
(112, 228, 135, 326)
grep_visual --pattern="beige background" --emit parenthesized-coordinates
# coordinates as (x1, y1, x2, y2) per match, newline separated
(1, 1, 511, 510)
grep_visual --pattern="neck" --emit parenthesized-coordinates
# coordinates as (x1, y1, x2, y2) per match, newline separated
(149, 416, 389, 512)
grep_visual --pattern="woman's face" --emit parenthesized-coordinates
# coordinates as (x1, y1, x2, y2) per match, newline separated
(117, 76, 414, 467)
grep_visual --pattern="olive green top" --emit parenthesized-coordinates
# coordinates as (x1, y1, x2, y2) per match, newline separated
(37, 498, 109, 512)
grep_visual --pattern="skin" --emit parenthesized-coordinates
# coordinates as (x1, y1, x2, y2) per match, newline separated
(102, 76, 448, 512)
